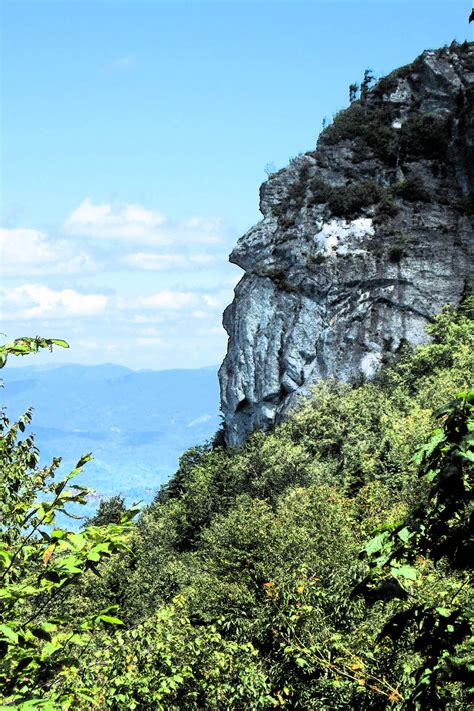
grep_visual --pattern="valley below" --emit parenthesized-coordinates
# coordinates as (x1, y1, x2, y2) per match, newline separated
(1, 363, 220, 516)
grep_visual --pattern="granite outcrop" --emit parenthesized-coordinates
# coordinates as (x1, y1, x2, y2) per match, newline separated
(219, 43, 474, 446)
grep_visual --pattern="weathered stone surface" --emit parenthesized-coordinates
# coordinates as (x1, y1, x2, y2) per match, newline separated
(219, 43, 474, 446)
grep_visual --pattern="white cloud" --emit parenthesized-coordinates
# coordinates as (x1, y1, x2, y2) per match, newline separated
(0, 227, 95, 275)
(64, 198, 230, 245)
(1, 284, 108, 320)
(188, 414, 213, 427)
(64, 198, 166, 241)
(202, 294, 219, 307)
(0, 200, 238, 369)
(191, 254, 218, 265)
(122, 252, 217, 271)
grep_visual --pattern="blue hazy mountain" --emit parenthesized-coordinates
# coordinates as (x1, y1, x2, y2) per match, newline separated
(1, 363, 221, 516)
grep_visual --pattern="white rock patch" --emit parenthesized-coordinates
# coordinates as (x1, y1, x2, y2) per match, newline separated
(360, 352, 382, 378)
(315, 217, 374, 255)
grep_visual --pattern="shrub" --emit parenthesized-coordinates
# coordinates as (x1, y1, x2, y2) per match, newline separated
(392, 176, 431, 202)
(308, 177, 385, 218)
(308, 176, 332, 205)
(86, 494, 127, 526)
(80, 602, 274, 709)
(307, 252, 327, 266)
(328, 180, 385, 217)
(320, 103, 399, 165)
(399, 113, 452, 161)
(373, 195, 399, 225)
(388, 230, 411, 262)
(357, 390, 474, 708)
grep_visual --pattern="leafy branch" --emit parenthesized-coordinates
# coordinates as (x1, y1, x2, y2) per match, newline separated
(0, 336, 69, 369)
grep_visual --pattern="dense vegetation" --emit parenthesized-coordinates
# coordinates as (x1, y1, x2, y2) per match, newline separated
(1, 303, 473, 709)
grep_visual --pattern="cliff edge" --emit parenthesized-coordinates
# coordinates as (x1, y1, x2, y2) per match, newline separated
(219, 43, 474, 446)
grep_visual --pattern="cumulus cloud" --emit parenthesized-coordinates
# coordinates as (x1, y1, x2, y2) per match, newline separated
(64, 198, 166, 241)
(0, 200, 238, 368)
(64, 198, 229, 245)
(1, 284, 108, 320)
(202, 294, 220, 307)
(0, 227, 95, 275)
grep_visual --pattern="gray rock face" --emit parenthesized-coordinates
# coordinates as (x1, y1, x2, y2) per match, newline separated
(219, 44, 474, 446)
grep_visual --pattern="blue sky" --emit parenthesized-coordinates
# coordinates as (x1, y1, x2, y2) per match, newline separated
(1, 0, 472, 369)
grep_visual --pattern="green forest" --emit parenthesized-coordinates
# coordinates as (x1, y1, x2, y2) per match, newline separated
(1, 300, 473, 709)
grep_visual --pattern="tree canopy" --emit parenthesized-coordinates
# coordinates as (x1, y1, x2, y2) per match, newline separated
(1, 302, 473, 708)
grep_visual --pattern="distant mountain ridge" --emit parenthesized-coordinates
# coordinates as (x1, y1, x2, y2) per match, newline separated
(1, 363, 221, 514)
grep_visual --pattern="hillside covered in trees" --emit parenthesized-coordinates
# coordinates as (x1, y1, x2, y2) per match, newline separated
(1, 300, 473, 708)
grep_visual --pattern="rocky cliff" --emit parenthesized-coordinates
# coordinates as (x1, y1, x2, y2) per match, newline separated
(219, 42, 474, 446)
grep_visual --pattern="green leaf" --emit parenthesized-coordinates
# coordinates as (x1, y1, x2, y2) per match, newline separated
(50, 339, 69, 349)
(364, 531, 389, 556)
(0, 624, 18, 643)
(75, 453, 93, 469)
(0, 550, 12, 568)
(397, 527, 412, 543)
(59, 557, 82, 574)
(98, 615, 124, 626)
(41, 641, 62, 657)
(391, 565, 417, 581)
(50, 529, 65, 539)
(67, 532, 86, 550)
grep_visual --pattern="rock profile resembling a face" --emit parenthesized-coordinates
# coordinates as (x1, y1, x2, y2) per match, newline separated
(219, 43, 474, 447)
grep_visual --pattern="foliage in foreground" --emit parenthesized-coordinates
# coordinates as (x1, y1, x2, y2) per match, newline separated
(0, 303, 473, 708)
(0, 336, 69, 369)
(0, 403, 137, 706)
(358, 389, 473, 709)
